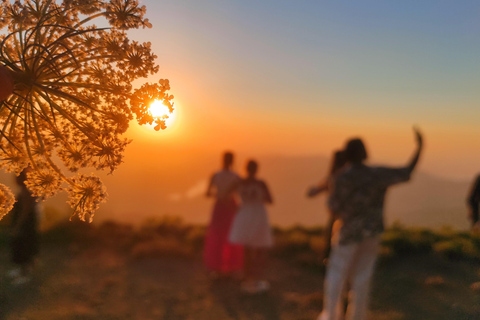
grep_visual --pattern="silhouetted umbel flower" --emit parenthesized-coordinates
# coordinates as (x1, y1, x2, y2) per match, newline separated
(0, 0, 174, 221)
(0, 183, 15, 220)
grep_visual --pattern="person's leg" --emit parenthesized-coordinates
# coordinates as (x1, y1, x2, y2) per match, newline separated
(239, 247, 263, 293)
(345, 236, 380, 320)
(243, 246, 254, 280)
(252, 247, 270, 291)
(203, 212, 224, 272)
(251, 247, 269, 278)
(323, 217, 335, 264)
(318, 242, 358, 320)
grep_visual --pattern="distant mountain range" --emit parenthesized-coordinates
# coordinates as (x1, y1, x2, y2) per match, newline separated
(0, 154, 473, 230)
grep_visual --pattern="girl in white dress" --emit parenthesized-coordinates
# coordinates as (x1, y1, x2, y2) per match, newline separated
(229, 160, 273, 293)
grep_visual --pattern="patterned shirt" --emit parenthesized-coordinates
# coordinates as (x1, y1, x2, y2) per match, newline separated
(328, 163, 411, 245)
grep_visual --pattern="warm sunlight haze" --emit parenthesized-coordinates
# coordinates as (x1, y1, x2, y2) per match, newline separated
(1, 2, 480, 319)
(149, 100, 176, 127)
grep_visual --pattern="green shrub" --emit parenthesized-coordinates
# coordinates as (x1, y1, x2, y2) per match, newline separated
(140, 216, 187, 238)
(273, 229, 312, 257)
(309, 235, 327, 254)
(130, 237, 194, 259)
(433, 238, 479, 261)
(184, 226, 206, 249)
(471, 233, 480, 251)
(287, 231, 310, 248)
(382, 228, 435, 256)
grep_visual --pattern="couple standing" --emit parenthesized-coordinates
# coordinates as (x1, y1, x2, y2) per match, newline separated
(203, 152, 273, 293)
(311, 127, 423, 320)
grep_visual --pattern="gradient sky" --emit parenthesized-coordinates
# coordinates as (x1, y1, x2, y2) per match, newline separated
(125, 0, 480, 180)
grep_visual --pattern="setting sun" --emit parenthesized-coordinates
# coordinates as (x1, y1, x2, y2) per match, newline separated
(149, 99, 175, 128)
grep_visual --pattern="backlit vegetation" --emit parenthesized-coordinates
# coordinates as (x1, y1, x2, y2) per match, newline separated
(0, 0, 173, 221)
(33, 218, 480, 264)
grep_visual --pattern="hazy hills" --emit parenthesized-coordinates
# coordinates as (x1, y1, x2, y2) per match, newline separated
(0, 153, 473, 230)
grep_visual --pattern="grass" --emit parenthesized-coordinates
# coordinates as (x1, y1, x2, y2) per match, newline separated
(0, 218, 478, 319)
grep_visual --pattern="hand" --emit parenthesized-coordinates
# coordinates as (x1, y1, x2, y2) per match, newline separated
(307, 185, 327, 197)
(413, 126, 423, 147)
(307, 186, 318, 198)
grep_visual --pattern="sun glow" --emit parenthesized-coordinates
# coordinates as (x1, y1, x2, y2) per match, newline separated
(149, 99, 175, 128)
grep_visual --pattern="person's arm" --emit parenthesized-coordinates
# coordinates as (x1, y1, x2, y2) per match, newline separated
(378, 127, 424, 187)
(327, 175, 346, 217)
(307, 180, 328, 198)
(205, 175, 215, 197)
(261, 181, 273, 204)
(406, 126, 423, 174)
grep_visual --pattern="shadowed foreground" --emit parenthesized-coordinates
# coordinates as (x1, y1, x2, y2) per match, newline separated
(0, 221, 479, 320)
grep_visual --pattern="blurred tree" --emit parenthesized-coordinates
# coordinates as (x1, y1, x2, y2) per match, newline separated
(0, 0, 174, 221)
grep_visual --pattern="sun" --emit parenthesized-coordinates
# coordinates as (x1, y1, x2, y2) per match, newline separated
(149, 99, 175, 128)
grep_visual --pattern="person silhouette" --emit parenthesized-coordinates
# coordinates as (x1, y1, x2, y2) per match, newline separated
(204, 152, 244, 278)
(318, 127, 423, 320)
(307, 150, 347, 264)
(467, 174, 480, 229)
(229, 160, 274, 293)
(8, 168, 39, 285)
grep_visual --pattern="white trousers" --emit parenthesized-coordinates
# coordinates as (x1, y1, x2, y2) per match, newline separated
(318, 236, 380, 320)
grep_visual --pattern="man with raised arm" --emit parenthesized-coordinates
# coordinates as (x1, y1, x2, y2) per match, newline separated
(318, 127, 423, 320)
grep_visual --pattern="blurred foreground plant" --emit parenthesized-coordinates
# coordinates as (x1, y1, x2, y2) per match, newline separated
(0, 0, 174, 221)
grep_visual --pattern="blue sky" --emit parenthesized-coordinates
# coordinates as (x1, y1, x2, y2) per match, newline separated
(137, 0, 480, 120)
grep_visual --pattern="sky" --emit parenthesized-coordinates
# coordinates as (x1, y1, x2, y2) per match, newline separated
(119, 0, 480, 181)
(2, 0, 479, 227)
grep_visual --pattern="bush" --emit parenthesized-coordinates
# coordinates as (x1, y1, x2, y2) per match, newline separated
(309, 235, 327, 254)
(382, 229, 434, 256)
(433, 238, 479, 261)
(273, 228, 314, 257)
(130, 237, 194, 259)
(184, 226, 206, 249)
(287, 231, 310, 249)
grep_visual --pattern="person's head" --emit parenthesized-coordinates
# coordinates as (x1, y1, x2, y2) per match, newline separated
(344, 138, 367, 163)
(222, 151, 234, 170)
(329, 150, 347, 175)
(246, 160, 258, 177)
(15, 167, 30, 190)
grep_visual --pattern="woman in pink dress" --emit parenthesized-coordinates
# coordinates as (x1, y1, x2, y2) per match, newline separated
(204, 151, 244, 276)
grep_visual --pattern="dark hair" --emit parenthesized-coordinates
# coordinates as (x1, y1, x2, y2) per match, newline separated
(223, 151, 234, 169)
(345, 138, 367, 163)
(246, 160, 258, 175)
(329, 150, 347, 175)
(15, 167, 29, 187)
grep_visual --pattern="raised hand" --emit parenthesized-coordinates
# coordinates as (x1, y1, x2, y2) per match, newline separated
(413, 126, 423, 147)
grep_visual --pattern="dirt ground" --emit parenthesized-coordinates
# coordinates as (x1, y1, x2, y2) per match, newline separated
(0, 225, 479, 320)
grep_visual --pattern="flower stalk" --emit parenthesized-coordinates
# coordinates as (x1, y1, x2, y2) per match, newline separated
(0, 0, 174, 221)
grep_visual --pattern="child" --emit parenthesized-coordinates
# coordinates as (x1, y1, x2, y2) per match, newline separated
(229, 160, 273, 293)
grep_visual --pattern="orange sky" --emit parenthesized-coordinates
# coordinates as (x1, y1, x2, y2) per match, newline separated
(3, 1, 480, 229)
(125, 0, 480, 181)
(129, 87, 480, 181)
